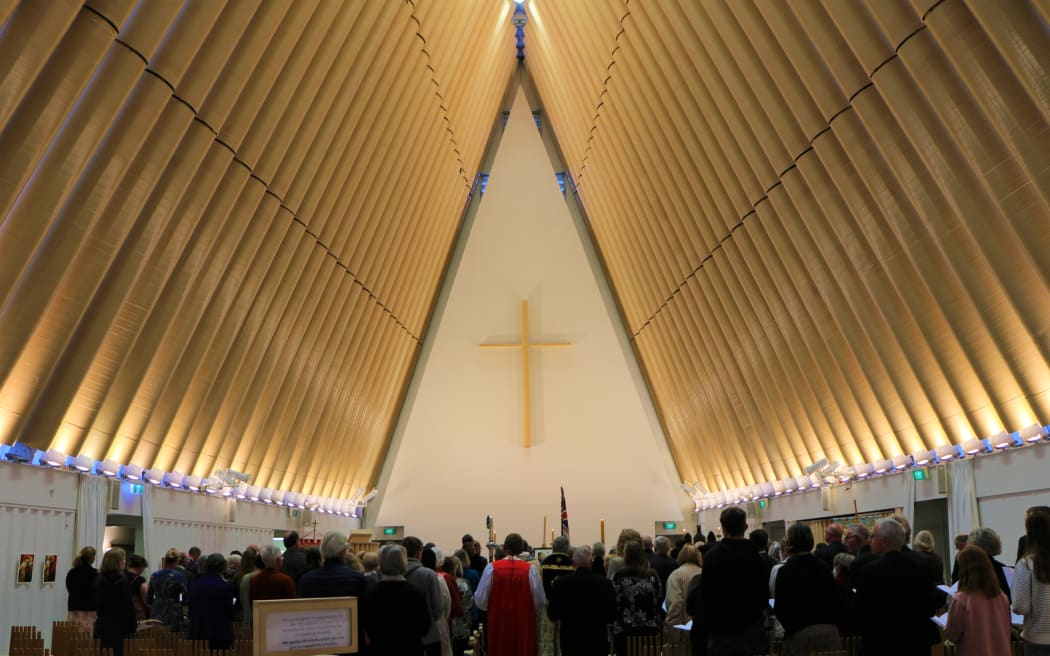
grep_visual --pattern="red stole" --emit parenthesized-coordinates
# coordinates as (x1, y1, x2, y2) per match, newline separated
(488, 558, 536, 656)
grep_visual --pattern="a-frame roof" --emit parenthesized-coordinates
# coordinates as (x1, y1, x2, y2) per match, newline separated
(0, 0, 1047, 502)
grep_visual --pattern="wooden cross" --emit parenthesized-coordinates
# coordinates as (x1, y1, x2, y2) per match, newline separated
(480, 300, 571, 448)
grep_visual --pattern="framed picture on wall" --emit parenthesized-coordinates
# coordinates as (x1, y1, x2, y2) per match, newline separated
(43, 554, 57, 583)
(17, 553, 34, 583)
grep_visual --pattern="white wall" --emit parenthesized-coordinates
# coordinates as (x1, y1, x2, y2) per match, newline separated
(373, 87, 689, 553)
(697, 442, 1050, 559)
(0, 461, 360, 654)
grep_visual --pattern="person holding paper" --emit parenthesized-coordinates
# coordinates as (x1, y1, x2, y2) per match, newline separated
(943, 546, 1011, 655)
(1013, 510, 1050, 655)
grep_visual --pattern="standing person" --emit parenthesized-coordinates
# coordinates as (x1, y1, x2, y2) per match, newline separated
(364, 545, 430, 656)
(970, 527, 1013, 602)
(944, 546, 1011, 656)
(548, 545, 616, 656)
(186, 547, 201, 579)
(1014, 509, 1050, 655)
(93, 548, 136, 656)
(125, 554, 149, 621)
(952, 533, 969, 583)
(474, 532, 546, 656)
(664, 544, 702, 644)
(814, 524, 846, 568)
(66, 546, 98, 634)
(442, 557, 473, 656)
(280, 531, 307, 583)
(697, 507, 768, 655)
(591, 543, 607, 577)
(610, 540, 662, 655)
(652, 536, 678, 592)
(188, 554, 235, 650)
(297, 535, 369, 651)
(402, 537, 447, 656)
(149, 548, 188, 629)
(773, 524, 841, 656)
(250, 545, 296, 602)
(234, 547, 258, 627)
(913, 530, 947, 607)
(854, 519, 939, 656)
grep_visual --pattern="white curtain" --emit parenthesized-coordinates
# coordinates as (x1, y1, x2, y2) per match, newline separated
(903, 474, 917, 545)
(141, 484, 156, 574)
(74, 476, 108, 559)
(948, 459, 980, 563)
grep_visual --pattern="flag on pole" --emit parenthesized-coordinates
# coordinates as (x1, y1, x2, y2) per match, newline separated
(560, 486, 569, 540)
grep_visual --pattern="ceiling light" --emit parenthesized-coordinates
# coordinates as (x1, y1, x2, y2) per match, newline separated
(782, 477, 798, 493)
(98, 459, 121, 477)
(144, 468, 165, 484)
(912, 449, 935, 466)
(183, 474, 202, 491)
(259, 488, 273, 503)
(233, 483, 249, 499)
(838, 466, 855, 482)
(121, 464, 143, 480)
(892, 454, 914, 470)
(773, 480, 786, 496)
(162, 471, 184, 487)
(203, 477, 222, 494)
(246, 485, 260, 501)
(41, 448, 67, 467)
(804, 458, 828, 475)
(936, 444, 962, 461)
(1020, 424, 1049, 443)
(962, 437, 991, 455)
(873, 459, 892, 474)
(271, 490, 285, 506)
(855, 463, 875, 478)
(360, 489, 379, 504)
(3, 442, 35, 463)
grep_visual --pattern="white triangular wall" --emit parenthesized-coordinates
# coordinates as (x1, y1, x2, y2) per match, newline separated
(373, 87, 689, 552)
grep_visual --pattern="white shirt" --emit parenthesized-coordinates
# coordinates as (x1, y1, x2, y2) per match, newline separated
(473, 556, 546, 612)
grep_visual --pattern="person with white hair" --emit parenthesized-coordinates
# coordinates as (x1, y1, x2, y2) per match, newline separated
(547, 544, 616, 656)
(298, 532, 368, 647)
(364, 545, 431, 655)
(854, 519, 939, 656)
(249, 544, 295, 603)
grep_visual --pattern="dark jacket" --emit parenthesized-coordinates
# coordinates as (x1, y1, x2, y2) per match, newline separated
(697, 537, 768, 635)
(540, 552, 574, 597)
(298, 560, 369, 648)
(773, 553, 839, 636)
(67, 563, 99, 611)
(280, 547, 308, 582)
(94, 570, 136, 656)
(364, 579, 430, 656)
(188, 573, 235, 649)
(815, 540, 847, 568)
(547, 569, 617, 656)
(652, 554, 678, 592)
(855, 550, 939, 656)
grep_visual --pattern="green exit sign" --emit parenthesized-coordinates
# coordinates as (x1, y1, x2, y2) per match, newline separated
(662, 522, 677, 530)
(912, 468, 929, 481)
(383, 527, 397, 536)
(758, 499, 767, 509)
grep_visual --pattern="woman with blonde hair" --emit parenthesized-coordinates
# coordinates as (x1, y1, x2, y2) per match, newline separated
(664, 544, 702, 642)
(148, 548, 188, 628)
(944, 546, 1010, 655)
(66, 546, 98, 633)
(93, 548, 136, 656)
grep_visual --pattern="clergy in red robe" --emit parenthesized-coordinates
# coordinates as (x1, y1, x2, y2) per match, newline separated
(474, 533, 547, 656)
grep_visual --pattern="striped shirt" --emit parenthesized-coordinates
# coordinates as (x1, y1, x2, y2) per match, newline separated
(1013, 557, 1050, 645)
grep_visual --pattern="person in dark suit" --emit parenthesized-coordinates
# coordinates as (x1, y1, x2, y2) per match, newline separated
(94, 548, 136, 656)
(854, 518, 939, 656)
(814, 523, 847, 568)
(188, 553, 235, 649)
(774, 524, 841, 656)
(298, 531, 368, 648)
(280, 531, 308, 583)
(547, 545, 616, 656)
(365, 544, 431, 656)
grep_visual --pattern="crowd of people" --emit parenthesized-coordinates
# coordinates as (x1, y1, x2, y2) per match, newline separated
(60, 506, 1050, 656)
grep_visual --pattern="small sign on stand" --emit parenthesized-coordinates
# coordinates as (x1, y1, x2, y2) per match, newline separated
(253, 597, 358, 656)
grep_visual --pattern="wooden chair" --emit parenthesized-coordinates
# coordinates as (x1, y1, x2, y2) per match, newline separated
(625, 634, 662, 655)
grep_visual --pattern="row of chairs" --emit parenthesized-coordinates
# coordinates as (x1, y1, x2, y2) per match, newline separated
(9, 623, 250, 656)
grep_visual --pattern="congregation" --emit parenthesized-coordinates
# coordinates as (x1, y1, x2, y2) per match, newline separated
(60, 507, 1050, 656)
